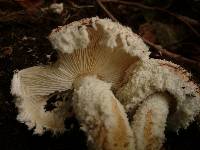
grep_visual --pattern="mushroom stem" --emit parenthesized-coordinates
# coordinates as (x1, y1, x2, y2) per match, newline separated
(132, 93, 169, 150)
(72, 76, 134, 150)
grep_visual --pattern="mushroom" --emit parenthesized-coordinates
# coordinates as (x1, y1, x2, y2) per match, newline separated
(11, 17, 148, 140)
(11, 17, 200, 150)
(116, 59, 200, 149)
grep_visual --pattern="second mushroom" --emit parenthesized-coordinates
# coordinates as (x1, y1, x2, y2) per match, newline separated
(11, 17, 200, 150)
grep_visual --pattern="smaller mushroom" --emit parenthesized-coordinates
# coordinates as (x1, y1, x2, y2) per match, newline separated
(117, 59, 200, 150)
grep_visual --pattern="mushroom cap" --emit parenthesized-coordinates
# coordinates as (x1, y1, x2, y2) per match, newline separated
(49, 17, 149, 58)
(117, 59, 200, 131)
(11, 17, 149, 134)
(11, 67, 71, 134)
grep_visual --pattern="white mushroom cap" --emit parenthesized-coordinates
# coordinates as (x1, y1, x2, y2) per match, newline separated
(11, 67, 71, 134)
(117, 59, 200, 131)
(49, 17, 149, 59)
(11, 17, 149, 134)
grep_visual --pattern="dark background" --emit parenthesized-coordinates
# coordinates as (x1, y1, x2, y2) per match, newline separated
(0, 0, 200, 149)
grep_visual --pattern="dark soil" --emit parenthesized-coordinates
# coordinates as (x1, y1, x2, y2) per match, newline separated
(0, 0, 200, 150)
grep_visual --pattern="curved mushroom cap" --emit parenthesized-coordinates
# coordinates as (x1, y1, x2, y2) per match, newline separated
(117, 59, 200, 131)
(11, 17, 149, 134)
(49, 17, 149, 58)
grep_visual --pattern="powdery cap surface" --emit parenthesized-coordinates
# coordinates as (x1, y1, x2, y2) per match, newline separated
(49, 17, 150, 59)
(117, 59, 200, 131)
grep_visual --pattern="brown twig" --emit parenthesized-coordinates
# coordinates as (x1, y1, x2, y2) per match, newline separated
(143, 38, 200, 71)
(101, 0, 200, 37)
(178, 15, 200, 27)
(0, 10, 26, 22)
(67, 1, 94, 9)
(96, 0, 200, 71)
(96, 0, 118, 22)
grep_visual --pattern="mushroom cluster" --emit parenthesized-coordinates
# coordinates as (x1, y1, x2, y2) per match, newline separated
(11, 17, 200, 150)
